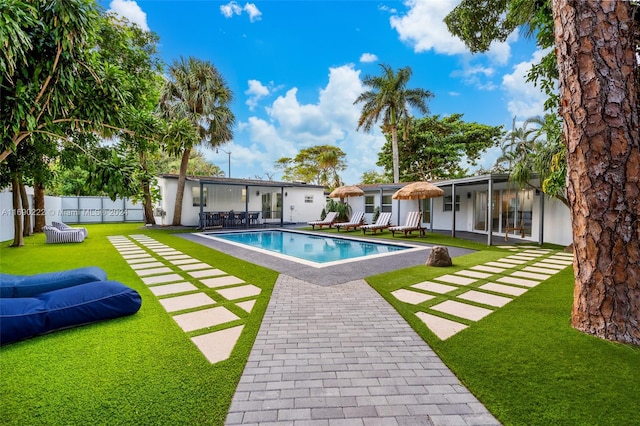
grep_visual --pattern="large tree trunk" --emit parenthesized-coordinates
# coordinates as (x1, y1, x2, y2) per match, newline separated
(18, 180, 32, 237)
(33, 181, 46, 232)
(171, 146, 191, 226)
(553, 0, 640, 345)
(139, 152, 156, 225)
(10, 176, 24, 247)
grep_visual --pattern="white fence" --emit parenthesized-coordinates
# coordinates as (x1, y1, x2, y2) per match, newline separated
(0, 191, 144, 242)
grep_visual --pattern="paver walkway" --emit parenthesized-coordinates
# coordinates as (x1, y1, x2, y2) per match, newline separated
(225, 275, 499, 425)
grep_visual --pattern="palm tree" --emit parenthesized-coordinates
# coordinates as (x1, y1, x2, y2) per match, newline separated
(160, 57, 235, 225)
(354, 64, 433, 183)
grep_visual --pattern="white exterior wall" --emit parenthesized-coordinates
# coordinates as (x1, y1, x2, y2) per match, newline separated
(543, 197, 573, 246)
(158, 178, 326, 227)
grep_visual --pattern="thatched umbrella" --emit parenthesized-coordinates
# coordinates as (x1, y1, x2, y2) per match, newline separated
(392, 181, 444, 217)
(329, 185, 365, 199)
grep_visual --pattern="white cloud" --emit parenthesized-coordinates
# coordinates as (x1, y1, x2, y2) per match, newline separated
(243, 3, 262, 22)
(389, 0, 513, 63)
(359, 53, 378, 63)
(220, 1, 242, 18)
(220, 1, 262, 22)
(502, 49, 550, 120)
(107, 0, 149, 31)
(245, 80, 270, 111)
(235, 65, 386, 184)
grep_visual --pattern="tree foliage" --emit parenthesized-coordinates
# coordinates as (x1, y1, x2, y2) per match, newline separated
(378, 114, 503, 181)
(275, 145, 346, 188)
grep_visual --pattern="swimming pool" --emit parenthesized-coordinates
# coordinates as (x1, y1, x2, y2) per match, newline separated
(196, 230, 425, 268)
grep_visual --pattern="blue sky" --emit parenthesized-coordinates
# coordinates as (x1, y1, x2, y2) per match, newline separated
(104, 0, 547, 184)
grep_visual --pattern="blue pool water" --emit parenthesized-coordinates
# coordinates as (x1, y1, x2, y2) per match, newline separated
(209, 230, 411, 264)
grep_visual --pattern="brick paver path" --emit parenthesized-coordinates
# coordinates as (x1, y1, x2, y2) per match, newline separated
(226, 275, 499, 425)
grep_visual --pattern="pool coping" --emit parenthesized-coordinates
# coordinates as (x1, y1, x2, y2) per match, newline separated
(193, 228, 427, 268)
(179, 228, 476, 286)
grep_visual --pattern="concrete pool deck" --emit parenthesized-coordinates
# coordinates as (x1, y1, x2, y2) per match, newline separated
(179, 231, 473, 285)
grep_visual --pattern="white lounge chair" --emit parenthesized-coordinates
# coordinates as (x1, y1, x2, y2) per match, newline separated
(52, 221, 88, 238)
(389, 211, 424, 237)
(308, 211, 338, 230)
(43, 226, 86, 244)
(361, 212, 392, 235)
(335, 211, 365, 232)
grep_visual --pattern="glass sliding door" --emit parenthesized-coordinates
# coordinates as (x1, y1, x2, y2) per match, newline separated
(474, 191, 488, 231)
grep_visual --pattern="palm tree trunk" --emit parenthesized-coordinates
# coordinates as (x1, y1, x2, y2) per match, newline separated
(172, 146, 191, 226)
(391, 125, 400, 183)
(553, 0, 640, 344)
(11, 175, 24, 247)
(33, 181, 46, 233)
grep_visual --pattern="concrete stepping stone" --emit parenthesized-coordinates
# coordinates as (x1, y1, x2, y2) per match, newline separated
(236, 300, 256, 313)
(130, 261, 164, 270)
(126, 256, 156, 264)
(522, 250, 550, 255)
(455, 270, 492, 279)
(433, 274, 477, 286)
(119, 249, 147, 256)
(471, 265, 505, 274)
(415, 312, 468, 340)
(188, 269, 226, 278)
(135, 267, 173, 277)
(158, 293, 216, 313)
(485, 261, 518, 268)
(191, 325, 244, 364)
(497, 276, 540, 288)
(512, 271, 550, 281)
(552, 252, 574, 257)
(142, 273, 184, 285)
(149, 282, 198, 296)
(457, 290, 512, 307)
(201, 275, 245, 288)
(538, 258, 573, 266)
(430, 300, 493, 321)
(496, 258, 527, 265)
(164, 255, 192, 261)
(122, 253, 153, 260)
(411, 281, 457, 294)
(112, 244, 138, 249)
(169, 258, 199, 265)
(173, 306, 240, 332)
(495, 246, 519, 250)
(177, 262, 212, 271)
(157, 251, 183, 257)
(217, 284, 261, 300)
(523, 266, 560, 275)
(534, 261, 567, 270)
(504, 256, 531, 263)
(391, 289, 435, 305)
(479, 283, 528, 296)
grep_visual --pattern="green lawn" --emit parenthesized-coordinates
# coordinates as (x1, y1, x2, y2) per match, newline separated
(2, 224, 639, 425)
(0, 223, 278, 425)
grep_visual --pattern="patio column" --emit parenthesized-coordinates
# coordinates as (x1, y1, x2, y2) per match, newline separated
(280, 187, 284, 227)
(451, 183, 456, 238)
(199, 181, 204, 230)
(245, 185, 249, 229)
(430, 198, 434, 232)
(538, 190, 545, 245)
(487, 176, 493, 246)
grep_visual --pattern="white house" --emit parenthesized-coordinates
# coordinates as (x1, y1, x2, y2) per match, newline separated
(157, 174, 327, 228)
(345, 174, 573, 247)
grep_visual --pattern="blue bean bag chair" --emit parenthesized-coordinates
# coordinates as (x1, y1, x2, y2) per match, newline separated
(0, 267, 107, 298)
(0, 281, 142, 345)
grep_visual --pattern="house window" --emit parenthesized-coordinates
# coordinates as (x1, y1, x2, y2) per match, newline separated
(192, 187, 207, 207)
(443, 195, 460, 212)
(364, 195, 375, 213)
(381, 195, 393, 213)
(304, 195, 314, 203)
